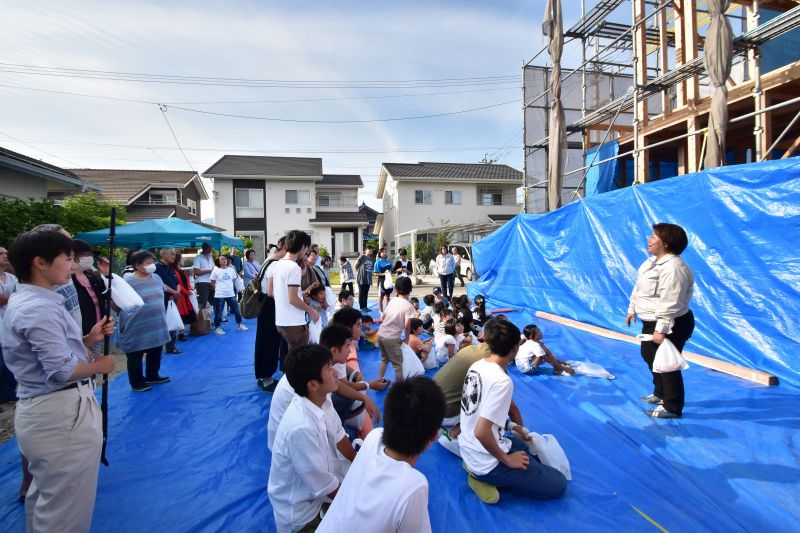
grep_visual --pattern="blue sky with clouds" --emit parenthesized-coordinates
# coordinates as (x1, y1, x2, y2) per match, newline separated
(0, 0, 586, 216)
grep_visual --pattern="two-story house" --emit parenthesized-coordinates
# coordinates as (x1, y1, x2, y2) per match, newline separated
(0, 146, 100, 201)
(376, 162, 522, 253)
(70, 169, 207, 222)
(206, 155, 368, 258)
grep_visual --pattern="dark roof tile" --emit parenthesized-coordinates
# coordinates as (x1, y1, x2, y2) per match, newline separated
(320, 174, 363, 186)
(309, 211, 369, 224)
(382, 162, 521, 181)
(204, 155, 322, 176)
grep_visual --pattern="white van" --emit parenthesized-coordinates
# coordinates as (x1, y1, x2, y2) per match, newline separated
(429, 243, 478, 281)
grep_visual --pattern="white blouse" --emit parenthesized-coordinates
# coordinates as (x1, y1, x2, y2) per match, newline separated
(628, 254, 694, 334)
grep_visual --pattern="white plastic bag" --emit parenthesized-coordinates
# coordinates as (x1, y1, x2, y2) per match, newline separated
(325, 286, 337, 321)
(422, 347, 439, 370)
(382, 275, 394, 291)
(166, 300, 184, 331)
(652, 338, 689, 373)
(106, 274, 144, 311)
(234, 275, 244, 293)
(568, 360, 616, 380)
(401, 342, 425, 379)
(188, 291, 199, 314)
(308, 316, 323, 344)
(527, 432, 572, 481)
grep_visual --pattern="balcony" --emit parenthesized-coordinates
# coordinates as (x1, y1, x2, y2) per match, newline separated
(476, 190, 517, 207)
(316, 194, 358, 210)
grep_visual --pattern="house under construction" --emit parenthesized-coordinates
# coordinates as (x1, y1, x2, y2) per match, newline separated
(524, 0, 800, 212)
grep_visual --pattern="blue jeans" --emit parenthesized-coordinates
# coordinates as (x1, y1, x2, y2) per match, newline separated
(214, 297, 242, 328)
(474, 435, 567, 500)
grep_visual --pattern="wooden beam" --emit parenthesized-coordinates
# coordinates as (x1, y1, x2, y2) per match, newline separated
(781, 132, 800, 157)
(535, 311, 779, 386)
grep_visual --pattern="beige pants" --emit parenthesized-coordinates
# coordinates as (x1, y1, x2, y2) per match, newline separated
(378, 337, 404, 379)
(15, 381, 102, 533)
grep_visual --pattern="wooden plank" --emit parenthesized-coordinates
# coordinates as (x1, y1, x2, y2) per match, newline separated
(535, 310, 779, 386)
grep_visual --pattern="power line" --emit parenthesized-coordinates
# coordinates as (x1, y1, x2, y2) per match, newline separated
(163, 98, 520, 124)
(0, 130, 81, 168)
(0, 81, 519, 106)
(158, 105, 197, 174)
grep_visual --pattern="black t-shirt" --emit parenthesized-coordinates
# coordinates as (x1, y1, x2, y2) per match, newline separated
(457, 307, 473, 330)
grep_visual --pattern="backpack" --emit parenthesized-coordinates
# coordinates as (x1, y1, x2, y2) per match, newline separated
(240, 261, 271, 319)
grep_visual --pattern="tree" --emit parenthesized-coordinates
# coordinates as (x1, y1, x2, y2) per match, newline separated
(60, 193, 126, 236)
(0, 198, 61, 246)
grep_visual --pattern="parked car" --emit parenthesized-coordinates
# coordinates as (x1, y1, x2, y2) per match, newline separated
(428, 243, 478, 281)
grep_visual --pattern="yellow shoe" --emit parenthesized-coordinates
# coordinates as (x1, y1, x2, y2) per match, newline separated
(463, 463, 499, 504)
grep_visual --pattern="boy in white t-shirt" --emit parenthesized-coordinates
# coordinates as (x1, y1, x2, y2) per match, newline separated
(267, 344, 341, 532)
(377, 276, 417, 383)
(459, 319, 567, 504)
(209, 254, 246, 334)
(515, 324, 574, 375)
(318, 376, 445, 533)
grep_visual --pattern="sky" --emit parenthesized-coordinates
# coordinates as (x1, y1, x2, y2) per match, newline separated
(0, 0, 585, 220)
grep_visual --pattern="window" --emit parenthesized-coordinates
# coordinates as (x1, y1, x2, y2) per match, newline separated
(318, 193, 342, 207)
(285, 190, 311, 204)
(415, 190, 432, 205)
(187, 199, 197, 215)
(334, 232, 355, 254)
(148, 190, 177, 205)
(235, 188, 264, 218)
(480, 191, 503, 206)
(445, 191, 462, 205)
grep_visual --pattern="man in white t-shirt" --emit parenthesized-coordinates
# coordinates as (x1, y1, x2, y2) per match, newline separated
(318, 376, 445, 533)
(459, 319, 567, 504)
(267, 230, 319, 354)
(192, 243, 215, 307)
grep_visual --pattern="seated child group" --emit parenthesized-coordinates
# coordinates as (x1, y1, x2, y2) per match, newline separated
(268, 275, 570, 532)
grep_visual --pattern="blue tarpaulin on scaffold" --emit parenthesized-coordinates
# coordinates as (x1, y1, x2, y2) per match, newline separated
(584, 140, 619, 196)
(469, 156, 800, 387)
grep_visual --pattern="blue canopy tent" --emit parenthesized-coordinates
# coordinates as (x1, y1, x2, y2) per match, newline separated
(76, 218, 243, 250)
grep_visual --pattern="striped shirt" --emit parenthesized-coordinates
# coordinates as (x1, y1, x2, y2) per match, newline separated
(118, 273, 170, 353)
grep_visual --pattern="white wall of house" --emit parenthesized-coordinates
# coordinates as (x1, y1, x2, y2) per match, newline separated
(0, 171, 50, 200)
(379, 178, 520, 248)
(214, 179, 234, 232)
(264, 180, 316, 241)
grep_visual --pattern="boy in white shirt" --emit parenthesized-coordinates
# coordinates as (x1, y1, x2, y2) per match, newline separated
(268, 344, 341, 532)
(515, 324, 574, 375)
(267, 326, 357, 464)
(377, 276, 417, 383)
(318, 376, 445, 533)
(434, 318, 458, 366)
(460, 319, 567, 504)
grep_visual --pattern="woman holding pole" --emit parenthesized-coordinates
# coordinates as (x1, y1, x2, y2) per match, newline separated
(3, 229, 115, 531)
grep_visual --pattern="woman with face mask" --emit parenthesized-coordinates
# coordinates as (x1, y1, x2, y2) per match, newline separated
(119, 250, 171, 392)
(70, 240, 109, 356)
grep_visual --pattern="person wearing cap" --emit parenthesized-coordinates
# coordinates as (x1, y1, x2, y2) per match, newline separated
(3, 229, 115, 532)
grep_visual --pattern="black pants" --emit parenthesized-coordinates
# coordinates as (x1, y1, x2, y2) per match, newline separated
(640, 310, 694, 415)
(358, 283, 370, 309)
(455, 269, 465, 287)
(254, 296, 287, 380)
(342, 282, 354, 294)
(126, 346, 163, 388)
(196, 282, 213, 307)
(439, 273, 455, 299)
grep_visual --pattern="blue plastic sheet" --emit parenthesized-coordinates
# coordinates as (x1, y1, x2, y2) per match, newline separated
(1, 305, 799, 531)
(584, 141, 619, 196)
(469, 157, 800, 387)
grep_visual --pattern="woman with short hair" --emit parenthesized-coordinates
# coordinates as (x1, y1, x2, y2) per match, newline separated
(243, 248, 261, 288)
(120, 250, 171, 392)
(4, 229, 115, 531)
(627, 223, 695, 419)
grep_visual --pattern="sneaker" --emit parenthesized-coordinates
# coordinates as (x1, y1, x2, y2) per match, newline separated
(166, 348, 183, 355)
(178, 333, 187, 341)
(237, 324, 249, 331)
(640, 394, 663, 405)
(648, 405, 681, 419)
(131, 383, 152, 392)
(260, 379, 278, 393)
(215, 327, 225, 335)
(146, 375, 171, 385)
(438, 432, 461, 457)
(221, 317, 229, 323)
(464, 465, 499, 504)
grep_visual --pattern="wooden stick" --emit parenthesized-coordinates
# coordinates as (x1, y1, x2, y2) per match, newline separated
(488, 308, 519, 315)
(535, 311, 778, 386)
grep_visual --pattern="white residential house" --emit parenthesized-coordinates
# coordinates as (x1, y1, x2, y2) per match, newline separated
(205, 155, 368, 258)
(376, 162, 522, 254)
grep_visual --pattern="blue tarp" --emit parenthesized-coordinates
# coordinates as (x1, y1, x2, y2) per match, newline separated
(1, 309, 798, 531)
(76, 217, 243, 250)
(469, 157, 800, 387)
(584, 141, 619, 196)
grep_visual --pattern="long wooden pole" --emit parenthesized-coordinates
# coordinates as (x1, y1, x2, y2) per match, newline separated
(100, 207, 116, 466)
(535, 310, 778, 386)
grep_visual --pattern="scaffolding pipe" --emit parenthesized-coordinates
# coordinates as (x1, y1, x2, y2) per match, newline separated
(751, 0, 764, 161)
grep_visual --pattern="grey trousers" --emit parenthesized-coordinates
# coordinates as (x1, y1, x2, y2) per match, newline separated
(15, 381, 102, 533)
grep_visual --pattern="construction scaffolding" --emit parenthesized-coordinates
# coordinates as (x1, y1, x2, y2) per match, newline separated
(523, 0, 800, 213)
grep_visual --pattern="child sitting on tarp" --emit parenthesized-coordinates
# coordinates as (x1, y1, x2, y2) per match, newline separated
(433, 319, 458, 366)
(317, 377, 445, 532)
(459, 319, 567, 504)
(335, 289, 354, 311)
(410, 297, 421, 318)
(408, 318, 434, 368)
(359, 314, 378, 349)
(419, 294, 436, 331)
(309, 286, 329, 328)
(515, 324, 574, 376)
